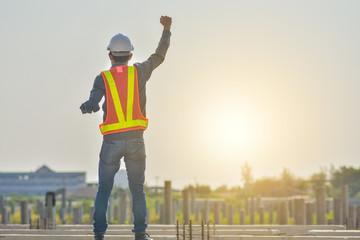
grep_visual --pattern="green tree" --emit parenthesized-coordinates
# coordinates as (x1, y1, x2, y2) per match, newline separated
(330, 165, 360, 197)
(195, 184, 212, 196)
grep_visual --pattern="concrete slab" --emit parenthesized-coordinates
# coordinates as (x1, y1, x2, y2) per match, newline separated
(0, 224, 351, 240)
(0, 229, 281, 236)
(1, 234, 360, 240)
(307, 230, 360, 236)
(0, 234, 174, 240)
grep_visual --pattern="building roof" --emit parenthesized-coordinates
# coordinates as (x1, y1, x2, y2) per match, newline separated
(35, 165, 54, 174)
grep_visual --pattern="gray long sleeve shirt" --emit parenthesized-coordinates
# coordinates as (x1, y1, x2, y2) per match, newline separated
(81, 30, 171, 140)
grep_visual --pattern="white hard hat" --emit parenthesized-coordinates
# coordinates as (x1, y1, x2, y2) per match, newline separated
(107, 33, 134, 56)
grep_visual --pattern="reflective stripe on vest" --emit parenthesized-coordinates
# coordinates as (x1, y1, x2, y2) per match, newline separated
(99, 66, 148, 135)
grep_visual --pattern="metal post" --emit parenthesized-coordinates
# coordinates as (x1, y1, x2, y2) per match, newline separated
(201, 220, 204, 240)
(189, 219, 193, 240)
(207, 221, 210, 240)
(176, 220, 179, 240)
(182, 220, 185, 240)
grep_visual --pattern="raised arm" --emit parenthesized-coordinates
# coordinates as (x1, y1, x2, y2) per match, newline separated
(134, 16, 172, 81)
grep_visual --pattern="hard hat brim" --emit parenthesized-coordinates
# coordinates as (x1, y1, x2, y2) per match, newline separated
(110, 51, 131, 56)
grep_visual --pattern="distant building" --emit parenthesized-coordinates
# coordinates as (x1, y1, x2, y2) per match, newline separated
(0, 165, 86, 195)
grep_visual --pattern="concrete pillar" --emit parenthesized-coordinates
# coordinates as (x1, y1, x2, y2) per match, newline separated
(1, 207, 8, 224)
(278, 201, 288, 225)
(173, 199, 178, 223)
(227, 204, 234, 225)
(289, 199, 294, 218)
(72, 207, 78, 224)
(195, 204, 200, 222)
(222, 201, 227, 218)
(37, 200, 44, 220)
(73, 207, 83, 224)
(130, 200, 134, 224)
(182, 189, 190, 224)
(45, 192, 56, 229)
(237, 204, 242, 215)
(190, 188, 195, 214)
(11, 205, 15, 215)
(357, 206, 360, 227)
(113, 206, 119, 222)
(259, 206, 264, 224)
(341, 185, 349, 225)
(0, 195, 4, 212)
(333, 198, 342, 225)
(294, 198, 306, 225)
(256, 197, 261, 212)
(118, 190, 128, 224)
(155, 200, 160, 216)
(245, 197, 249, 215)
(326, 199, 332, 214)
(60, 188, 66, 224)
(59, 207, 66, 224)
(306, 202, 314, 225)
(214, 201, 221, 224)
(146, 207, 150, 224)
(316, 187, 326, 225)
(21, 200, 29, 224)
(250, 197, 255, 224)
(239, 209, 245, 225)
(349, 205, 356, 228)
(107, 197, 113, 223)
(269, 204, 273, 224)
(68, 200, 73, 214)
(201, 199, 209, 223)
(90, 206, 94, 224)
(164, 181, 172, 224)
(159, 204, 164, 224)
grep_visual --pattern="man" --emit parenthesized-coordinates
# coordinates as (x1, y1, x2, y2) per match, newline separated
(80, 16, 172, 240)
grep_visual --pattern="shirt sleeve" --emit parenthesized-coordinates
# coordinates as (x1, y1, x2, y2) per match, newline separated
(80, 74, 105, 114)
(134, 30, 171, 82)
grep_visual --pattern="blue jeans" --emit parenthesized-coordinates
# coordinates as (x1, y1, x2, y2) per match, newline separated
(93, 137, 147, 235)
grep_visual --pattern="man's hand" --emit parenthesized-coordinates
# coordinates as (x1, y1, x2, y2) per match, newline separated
(160, 16, 172, 31)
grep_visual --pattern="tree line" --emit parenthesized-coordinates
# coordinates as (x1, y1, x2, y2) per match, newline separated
(189, 162, 360, 198)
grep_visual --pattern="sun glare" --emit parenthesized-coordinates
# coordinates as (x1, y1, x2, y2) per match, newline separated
(212, 114, 253, 151)
(201, 98, 264, 158)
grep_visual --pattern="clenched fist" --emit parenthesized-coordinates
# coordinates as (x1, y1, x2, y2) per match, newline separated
(160, 16, 172, 31)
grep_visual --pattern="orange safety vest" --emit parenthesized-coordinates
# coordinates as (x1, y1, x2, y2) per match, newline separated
(99, 65, 148, 135)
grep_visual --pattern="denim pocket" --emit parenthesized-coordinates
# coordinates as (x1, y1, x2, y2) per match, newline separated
(99, 140, 123, 165)
(126, 138, 146, 160)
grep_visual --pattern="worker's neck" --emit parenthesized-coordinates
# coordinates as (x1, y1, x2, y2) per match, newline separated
(111, 61, 128, 67)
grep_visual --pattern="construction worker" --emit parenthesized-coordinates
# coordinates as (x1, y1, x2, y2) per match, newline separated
(80, 16, 172, 240)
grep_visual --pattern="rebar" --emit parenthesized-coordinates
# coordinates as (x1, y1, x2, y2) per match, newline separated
(207, 221, 210, 240)
(189, 219, 192, 240)
(176, 220, 179, 240)
(183, 220, 186, 240)
(201, 220, 204, 240)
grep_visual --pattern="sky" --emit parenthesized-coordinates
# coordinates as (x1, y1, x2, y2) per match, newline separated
(0, 0, 359, 189)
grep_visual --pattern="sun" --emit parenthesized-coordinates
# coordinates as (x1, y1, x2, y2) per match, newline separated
(201, 98, 264, 157)
(211, 111, 255, 153)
